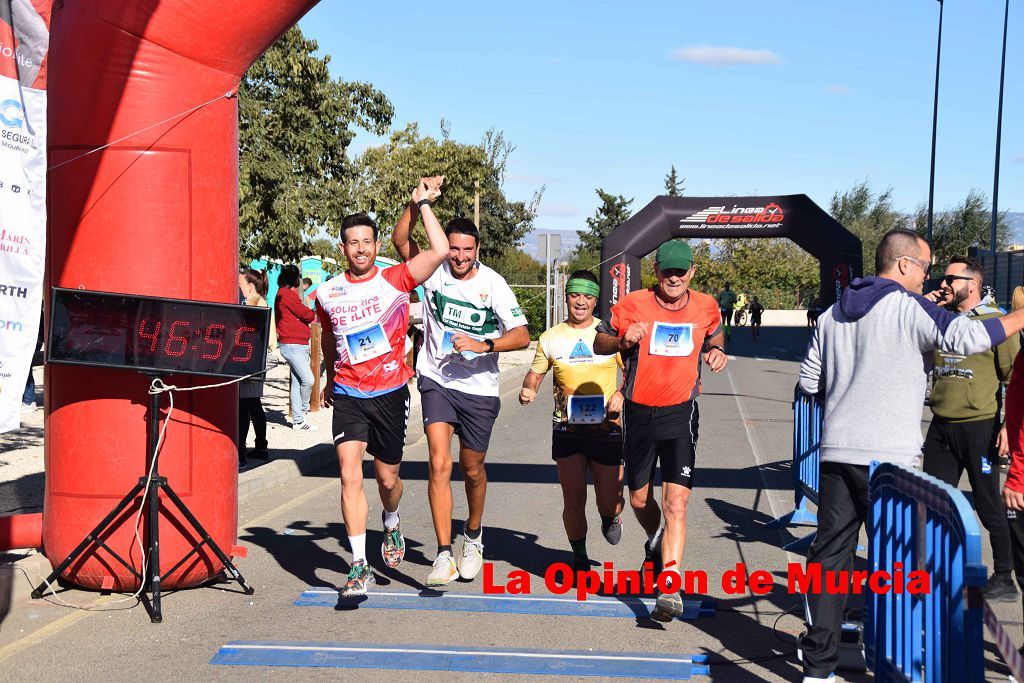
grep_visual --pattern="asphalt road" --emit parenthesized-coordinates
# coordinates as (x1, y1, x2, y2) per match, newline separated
(0, 326, 1016, 682)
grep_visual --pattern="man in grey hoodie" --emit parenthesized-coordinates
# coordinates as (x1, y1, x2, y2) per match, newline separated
(797, 228, 1024, 683)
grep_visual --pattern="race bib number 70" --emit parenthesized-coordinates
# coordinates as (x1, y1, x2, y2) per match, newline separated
(649, 322, 694, 357)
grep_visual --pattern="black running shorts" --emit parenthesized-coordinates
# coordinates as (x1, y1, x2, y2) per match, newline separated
(551, 423, 623, 467)
(332, 385, 411, 465)
(623, 399, 698, 490)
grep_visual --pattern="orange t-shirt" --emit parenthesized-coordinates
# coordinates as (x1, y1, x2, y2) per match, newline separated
(598, 288, 722, 407)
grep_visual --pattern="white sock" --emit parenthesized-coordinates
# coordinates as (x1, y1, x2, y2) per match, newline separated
(648, 527, 663, 547)
(383, 507, 400, 529)
(349, 533, 367, 563)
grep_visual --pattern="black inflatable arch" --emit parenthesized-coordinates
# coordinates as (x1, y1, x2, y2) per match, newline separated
(598, 194, 863, 316)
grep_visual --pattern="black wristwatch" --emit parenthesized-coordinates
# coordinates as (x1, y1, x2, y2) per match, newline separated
(485, 338, 495, 352)
(707, 344, 725, 354)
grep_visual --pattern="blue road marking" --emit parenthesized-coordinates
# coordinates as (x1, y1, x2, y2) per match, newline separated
(295, 589, 716, 620)
(211, 641, 710, 679)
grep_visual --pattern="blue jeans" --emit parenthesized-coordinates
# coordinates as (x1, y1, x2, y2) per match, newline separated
(22, 369, 35, 406)
(279, 343, 314, 425)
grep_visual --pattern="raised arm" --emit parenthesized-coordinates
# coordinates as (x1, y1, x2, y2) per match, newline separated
(405, 181, 449, 285)
(392, 175, 443, 262)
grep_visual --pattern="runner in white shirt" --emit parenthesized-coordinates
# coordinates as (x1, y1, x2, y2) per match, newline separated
(393, 178, 530, 586)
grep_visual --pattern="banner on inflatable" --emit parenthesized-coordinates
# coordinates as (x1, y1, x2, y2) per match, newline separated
(0, 0, 49, 433)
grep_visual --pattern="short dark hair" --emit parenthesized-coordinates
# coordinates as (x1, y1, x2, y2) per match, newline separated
(948, 255, 985, 286)
(875, 228, 927, 274)
(568, 270, 599, 284)
(277, 264, 301, 289)
(301, 277, 313, 286)
(340, 213, 379, 242)
(723, 282, 731, 289)
(445, 218, 479, 244)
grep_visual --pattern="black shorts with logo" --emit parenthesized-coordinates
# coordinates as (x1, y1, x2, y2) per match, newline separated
(551, 422, 624, 468)
(332, 385, 411, 466)
(623, 399, 698, 490)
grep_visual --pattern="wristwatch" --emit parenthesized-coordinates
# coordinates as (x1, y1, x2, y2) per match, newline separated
(485, 338, 495, 352)
(708, 344, 725, 354)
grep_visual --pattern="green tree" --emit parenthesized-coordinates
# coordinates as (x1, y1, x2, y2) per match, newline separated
(664, 165, 685, 196)
(238, 26, 393, 262)
(829, 181, 905, 275)
(304, 237, 342, 262)
(688, 238, 819, 307)
(352, 123, 543, 261)
(576, 189, 634, 254)
(913, 189, 1011, 266)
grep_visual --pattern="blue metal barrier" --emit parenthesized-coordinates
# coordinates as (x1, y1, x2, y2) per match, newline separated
(767, 386, 823, 551)
(865, 461, 986, 682)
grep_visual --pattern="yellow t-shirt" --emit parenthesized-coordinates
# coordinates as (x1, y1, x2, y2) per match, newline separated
(531, 319, 622, 430)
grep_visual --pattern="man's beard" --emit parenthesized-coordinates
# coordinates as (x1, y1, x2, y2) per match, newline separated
(945, 288, 969, 310)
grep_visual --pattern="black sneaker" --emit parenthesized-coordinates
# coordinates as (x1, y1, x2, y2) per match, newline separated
(601, 516, 623, 545)
(643, 532, 663, 576)
(1000, 455, 1011, 471)
(982, 574, 1019, 603)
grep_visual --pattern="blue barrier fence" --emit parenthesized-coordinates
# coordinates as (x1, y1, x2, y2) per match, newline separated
(866, 462, 986, 681)
(767, 386, 823, 550)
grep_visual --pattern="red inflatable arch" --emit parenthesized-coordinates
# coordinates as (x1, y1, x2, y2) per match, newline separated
(40, 0, 319, 590)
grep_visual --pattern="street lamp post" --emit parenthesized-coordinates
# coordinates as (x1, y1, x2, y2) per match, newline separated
(991, 0, 1010, 259)
(927, 0, 944, 246)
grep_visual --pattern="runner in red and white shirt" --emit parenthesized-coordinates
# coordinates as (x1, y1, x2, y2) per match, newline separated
(315, 179, 448, 597)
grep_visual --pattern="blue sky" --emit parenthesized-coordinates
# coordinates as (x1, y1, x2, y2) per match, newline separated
(300, 0, 1022, 233)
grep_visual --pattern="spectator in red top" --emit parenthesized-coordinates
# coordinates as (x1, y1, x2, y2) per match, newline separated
(275, 264, 318, 431)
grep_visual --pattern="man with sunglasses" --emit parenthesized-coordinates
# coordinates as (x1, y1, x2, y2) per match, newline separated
(923, 256, 1020, 603)
(797, 230, 1024, 683)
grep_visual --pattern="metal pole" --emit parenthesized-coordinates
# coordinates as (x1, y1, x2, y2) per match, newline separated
(927, 0, 944, 245)
(474, 181, 480, 228)
(992, 0, 1009, 259)
(544, 237, 551, 330)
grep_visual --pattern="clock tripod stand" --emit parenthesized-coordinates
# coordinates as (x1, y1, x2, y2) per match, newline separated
(31, 372, 255, 622)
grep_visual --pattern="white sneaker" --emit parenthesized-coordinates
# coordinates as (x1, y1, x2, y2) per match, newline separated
(21, 402, 37, 413)
(425, 552, 459, 587)
(458, 535, 484, 580)
(802, 675, 836, 683)
(293, 421, 318, 431)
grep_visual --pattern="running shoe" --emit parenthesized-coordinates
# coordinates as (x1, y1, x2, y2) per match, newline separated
(572, 553, 591, 575)
(601, 516, 623, 545)
(982, 573, 1019, 603)
(293, 421, 319, 431)
(426, 552, 459, 587)
(643, 531, 664, 576)
(381, 514, 406, 569)
(341, 559, 374, 597)
(458, 536, 485, 580)
(650, 590, 683, 622)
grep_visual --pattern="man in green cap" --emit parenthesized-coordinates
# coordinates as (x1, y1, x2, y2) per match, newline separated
(594, 239, 727, 621)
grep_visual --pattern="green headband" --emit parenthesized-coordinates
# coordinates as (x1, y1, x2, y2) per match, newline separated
(566, 278, 600, 297)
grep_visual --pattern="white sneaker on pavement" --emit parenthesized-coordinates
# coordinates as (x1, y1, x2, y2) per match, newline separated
(425, 552, 459, 587)
(458, 534, 484, 580)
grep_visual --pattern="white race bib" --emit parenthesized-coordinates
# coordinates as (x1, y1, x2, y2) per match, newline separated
(344, 322, 391, 364)
(568, 394, 606, 424)
(649, 322, 694, 357)
(440, 329, 483, 360)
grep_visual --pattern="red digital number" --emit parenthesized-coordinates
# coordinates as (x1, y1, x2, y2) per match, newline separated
(138, 319, 162, 352)
(164, 320, 189, 357)
(230, 326, 256, 362)
(202, 324, 225, 360)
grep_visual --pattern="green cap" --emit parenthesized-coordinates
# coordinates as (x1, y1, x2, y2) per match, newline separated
(655, 240, 693, 271)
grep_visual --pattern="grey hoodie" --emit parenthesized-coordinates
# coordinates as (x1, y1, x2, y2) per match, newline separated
(799, 276, 1006, 468)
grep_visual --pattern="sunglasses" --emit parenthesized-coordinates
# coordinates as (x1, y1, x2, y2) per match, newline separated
(941, 275, 974, 286)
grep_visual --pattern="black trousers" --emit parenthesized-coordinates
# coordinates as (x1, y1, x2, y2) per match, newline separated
(800, 462, 870, 679)
(923, 417, 1012, 575)
(239, 397, 267, 462)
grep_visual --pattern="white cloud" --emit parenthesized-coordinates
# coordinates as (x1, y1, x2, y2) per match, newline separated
(669, 46, 783, 67)
(538, 203, 579, 217)
(825, 85, 851, 95)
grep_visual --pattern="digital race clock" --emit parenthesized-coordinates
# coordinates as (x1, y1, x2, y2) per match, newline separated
(48, 288, 270, 379)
